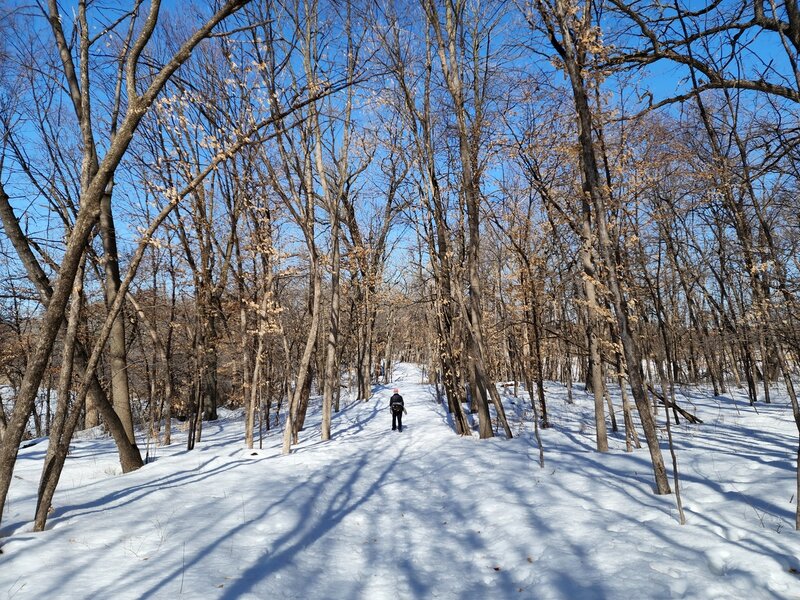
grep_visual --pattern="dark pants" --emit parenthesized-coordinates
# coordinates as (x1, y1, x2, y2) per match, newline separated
(392, 409, 403, 431)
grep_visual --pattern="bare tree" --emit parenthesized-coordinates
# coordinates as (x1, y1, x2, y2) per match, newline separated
(532, 0, 671, 493)
(421, 0, 512, 438)
(0, 0, 252, 527)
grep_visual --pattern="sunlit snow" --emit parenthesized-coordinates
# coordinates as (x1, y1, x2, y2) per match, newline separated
(2, 363, 799, 598)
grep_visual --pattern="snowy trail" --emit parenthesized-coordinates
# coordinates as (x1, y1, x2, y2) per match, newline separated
(2, 364, 800, 599)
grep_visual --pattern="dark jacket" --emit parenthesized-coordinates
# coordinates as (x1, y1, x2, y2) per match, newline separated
(390, 393, 404, 413)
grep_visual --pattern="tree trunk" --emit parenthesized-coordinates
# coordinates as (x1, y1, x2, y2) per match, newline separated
(468, 353, 493, 438)
(34, 258, 86, 530)
(583, 266, 609, 451)
(246, 281, 273, 449)
(99, 184, 136, 443)
(293, 364, 315, 441)
(322, 218, 341, 441)
(282, 258, 322, 454)
(524, 268, 549, 428)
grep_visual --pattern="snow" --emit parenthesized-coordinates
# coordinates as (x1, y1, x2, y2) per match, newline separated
(2, 363, 799, 599)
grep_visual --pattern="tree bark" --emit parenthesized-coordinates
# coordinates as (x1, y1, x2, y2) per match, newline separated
(322, 217, 341, 441)
(99, 183, 136, 443)
(282, 259, 322, 454)
(34, 258, 86, 531)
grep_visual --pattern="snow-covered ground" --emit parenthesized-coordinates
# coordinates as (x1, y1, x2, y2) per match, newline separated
(1, 363, 799, 599)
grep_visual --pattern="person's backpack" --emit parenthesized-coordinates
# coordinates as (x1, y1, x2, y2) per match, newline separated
(390, 394, 403, 412)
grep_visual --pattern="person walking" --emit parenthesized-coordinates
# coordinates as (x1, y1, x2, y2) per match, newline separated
(389, 388, 407, 432)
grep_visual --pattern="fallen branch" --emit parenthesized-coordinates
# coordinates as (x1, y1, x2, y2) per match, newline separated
(646, 385, 704, 424)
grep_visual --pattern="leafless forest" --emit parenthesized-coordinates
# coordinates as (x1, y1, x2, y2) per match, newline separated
(0, 0, 798, 531)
